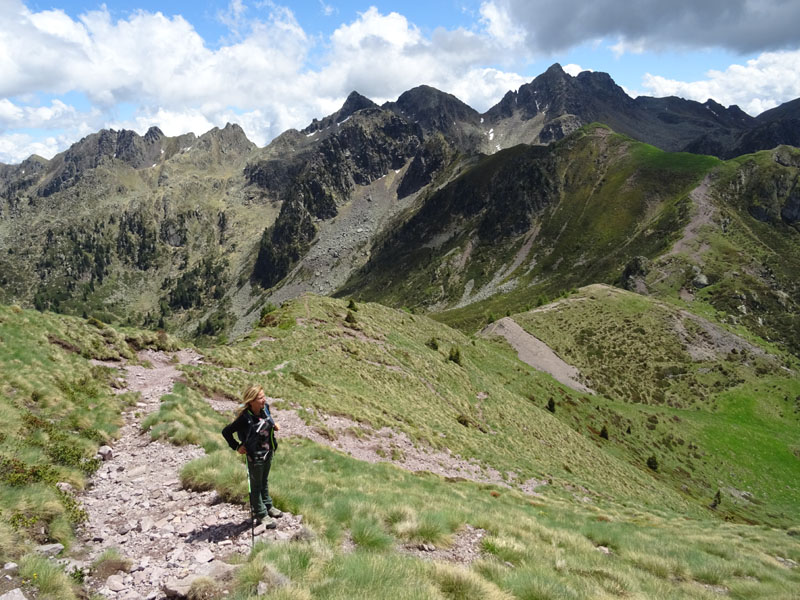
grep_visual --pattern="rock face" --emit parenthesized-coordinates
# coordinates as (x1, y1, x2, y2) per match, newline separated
(482, 62, 790, 156)
(251, 107, 423, 288)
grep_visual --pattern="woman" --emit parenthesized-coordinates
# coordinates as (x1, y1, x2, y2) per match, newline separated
(222, 385, 282, 527)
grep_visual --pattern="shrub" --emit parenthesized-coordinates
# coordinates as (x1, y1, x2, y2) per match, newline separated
(345, 311, 357, 325)
(646, 455, 659, 471)
(546, 398, 555, 413)
(448, 347, 462, 365)
(425, 337, 439, 351)
(600, 425, 609, 440)
(347, 299, 358, 312)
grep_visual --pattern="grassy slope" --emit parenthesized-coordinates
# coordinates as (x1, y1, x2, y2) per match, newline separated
(0, 146, 276, 334)
(2, 296, 799, 598)
(139, 294, 800, 599)
(0, 304, 177, 562)
(344, 126, 720, 329)
(510, 284, 800, 527)
(182, 294, 699, 515)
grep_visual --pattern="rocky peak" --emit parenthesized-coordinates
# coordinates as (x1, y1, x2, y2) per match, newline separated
(340, 91, 379, 118)
(196, 123, 255, 157)
(382, 85, 482, 153)
(144, 126, 165, 144)
(302, 91, 379, 135)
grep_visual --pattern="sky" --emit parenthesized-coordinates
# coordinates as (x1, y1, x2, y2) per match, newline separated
(1, 0, 800, 164)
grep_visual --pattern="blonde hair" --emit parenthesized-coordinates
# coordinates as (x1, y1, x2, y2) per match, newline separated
(239, 385, 264, 416)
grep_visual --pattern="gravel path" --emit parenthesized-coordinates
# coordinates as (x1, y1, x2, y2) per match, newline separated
(481, 317, 594, 394)
(78, 350, 306, 600)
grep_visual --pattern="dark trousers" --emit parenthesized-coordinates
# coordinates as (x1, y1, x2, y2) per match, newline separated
(247, 453, 273, 519)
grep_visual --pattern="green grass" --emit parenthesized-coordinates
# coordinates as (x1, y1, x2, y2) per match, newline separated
(178, 294, 702, 516)
(4, 295, 798, 599)
(166, 437, 800, 600)
(505, 285, 800, 527)
(0, 303, 179, 559)
(133, 292, 800, 598)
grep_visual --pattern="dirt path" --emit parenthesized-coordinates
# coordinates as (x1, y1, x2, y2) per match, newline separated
(481, 317, 594, 394)
(78, 350, 306, 600)
(210, 395, 523, 489)
(666, 175, 715, 260)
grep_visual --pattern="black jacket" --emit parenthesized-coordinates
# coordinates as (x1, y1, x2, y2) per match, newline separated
(222, 406, 278, 460)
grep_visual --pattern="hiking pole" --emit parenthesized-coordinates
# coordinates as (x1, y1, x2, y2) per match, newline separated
(244, 453, 254, 550)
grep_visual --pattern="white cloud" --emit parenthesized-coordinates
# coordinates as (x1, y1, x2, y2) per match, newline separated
(479, 1, 525, 49)
(319, 0, 335, 17)
(0, 1, 538, 163)
(641, 50, 800, 115)
(562, 64, 591, 77)
(0, 133, 68, 163)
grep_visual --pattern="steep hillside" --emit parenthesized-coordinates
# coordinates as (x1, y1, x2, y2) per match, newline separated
(340, 125, 717, 313)
(1, 297, 799, 598)
(505, 284, 800, 526)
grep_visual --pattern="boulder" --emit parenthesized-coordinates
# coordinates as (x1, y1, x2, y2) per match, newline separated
(34, 543, 64, 557)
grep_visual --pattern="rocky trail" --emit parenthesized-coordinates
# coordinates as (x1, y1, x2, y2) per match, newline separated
(76, 350, 307, 600)
(68, 347, 516, 598)
(481, 317, 594, 394)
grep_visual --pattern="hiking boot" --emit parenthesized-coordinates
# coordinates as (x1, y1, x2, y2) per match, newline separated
(267, 506, 283, 518)
(254, 516, 277, 529)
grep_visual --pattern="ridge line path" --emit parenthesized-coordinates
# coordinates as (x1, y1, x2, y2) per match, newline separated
(481, 317, 594, 395)
(79, 349, 305, 600)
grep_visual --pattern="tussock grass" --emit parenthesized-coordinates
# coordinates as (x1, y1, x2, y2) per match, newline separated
(0, 303, 182, 556)
(91, 547, 132, 579)
(20, 553, 78, 600)
(170, 436, 800, 599)
(431, 562, 514, 599)
(131, 293, 800, 598)
(142, 383, 225, 452)
(509, 284, 800, 526)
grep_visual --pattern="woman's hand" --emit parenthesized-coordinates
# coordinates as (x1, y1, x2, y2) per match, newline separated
(274, 423, 280, 431)
(237, 445, 247, 454)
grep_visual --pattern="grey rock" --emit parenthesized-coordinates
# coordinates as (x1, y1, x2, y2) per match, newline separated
(0, 589, 28, 600)
(56, 481, 75, 493)
(2, 563, 19, 574)
(194, 548, 214, 563)
(107, 573, 126, 592)
(291, 526, 315, 542)
(692, 272, 709, 288)
(34, 543, 64, 557)
(196, 561, 237, 579)
(162, 576, 192, 598)
(98, 445, 113, 460)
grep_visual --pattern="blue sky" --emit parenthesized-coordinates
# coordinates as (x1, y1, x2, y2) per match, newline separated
(2, 0, 799, 163)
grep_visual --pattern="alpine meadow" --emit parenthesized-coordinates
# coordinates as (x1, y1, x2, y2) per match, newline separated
(1, 60, 799, 600)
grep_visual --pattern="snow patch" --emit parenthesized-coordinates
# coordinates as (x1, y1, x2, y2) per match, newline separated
(306, 131, 317, 137)
(480, 117, 484, 124)
(337, 115, 352, 126)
